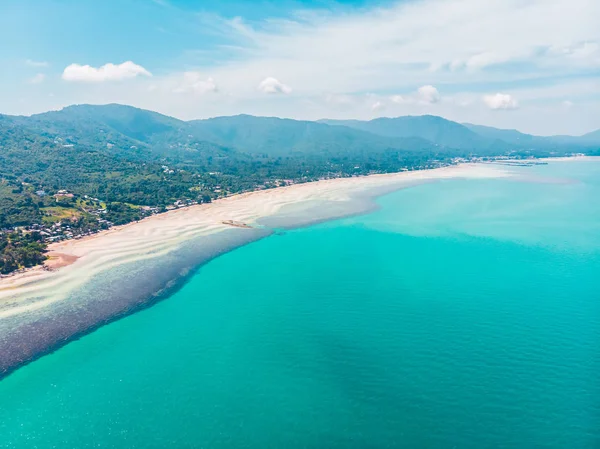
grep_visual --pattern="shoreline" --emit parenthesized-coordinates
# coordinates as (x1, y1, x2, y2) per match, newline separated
(1, 155, 593, 282)
(0, 164, 489, 286)
(0, 159, 580, 380)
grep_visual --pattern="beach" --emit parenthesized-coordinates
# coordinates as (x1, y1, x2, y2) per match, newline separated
(0, 163, 512, 378)
(2, 158, 598, 449)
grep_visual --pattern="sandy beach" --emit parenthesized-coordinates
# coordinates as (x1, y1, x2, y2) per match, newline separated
(0, 164, 510, 314)
(0, 163, 514, 378)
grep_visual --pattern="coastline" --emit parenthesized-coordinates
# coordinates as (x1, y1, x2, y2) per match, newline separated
(0, 163, 515, 379)
(1, 163, 511, 296)
(539, 155, 599, 162)
(2, 156, 593, 283)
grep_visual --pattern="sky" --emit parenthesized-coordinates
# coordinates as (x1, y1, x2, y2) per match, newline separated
(1, 0, 599, 135)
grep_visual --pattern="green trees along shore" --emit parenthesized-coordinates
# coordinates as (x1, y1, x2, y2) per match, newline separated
(1, 104, 598, 275)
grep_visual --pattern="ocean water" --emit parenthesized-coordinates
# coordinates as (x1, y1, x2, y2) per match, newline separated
(1, 161, 599, 448)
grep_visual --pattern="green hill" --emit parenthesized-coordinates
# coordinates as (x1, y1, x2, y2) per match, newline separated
(582, 128, 600, 143)
(187, 114, 436, 156)
(320, 115, 491, 151)
(465, 123, 600, 151)
(1, 103, 598, 274)
(322, 115, 600, 154)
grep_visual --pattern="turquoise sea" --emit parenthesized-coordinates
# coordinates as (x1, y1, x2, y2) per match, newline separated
(1, 161, 599, 448)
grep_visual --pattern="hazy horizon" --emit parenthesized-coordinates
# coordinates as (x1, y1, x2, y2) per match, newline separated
(2, 0, 599, 136)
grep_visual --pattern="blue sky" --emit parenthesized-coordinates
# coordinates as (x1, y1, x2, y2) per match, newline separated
(1, 0, 599, 135)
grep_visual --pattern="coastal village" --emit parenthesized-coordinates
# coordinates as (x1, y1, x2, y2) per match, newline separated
(1, 190, 199, 246)
(0, 175, 299, 269)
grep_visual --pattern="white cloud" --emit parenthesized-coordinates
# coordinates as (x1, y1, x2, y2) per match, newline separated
(545, 41, 600, 68)
(417, 85, 441, 104)
(388, 86, 441, 106)
(565, 42, 600, 66)
(258, 77, 292, 94)
(371, 101, 386, 111)
(173, 72, 218, 94)
(28, 73, 46, 84)
(390, 95, 411, 105)
(550, 41, 599, 58)
(446, 52, 520, 72)
(62, 61, 152, 82)
(10, 0, 599, 135)
(201, 0, 600, 98)
(483, 93, 519, 110)
(570, 41, 599, 59)
(25, 59, 49, 68)
(464, 52, 511, 70)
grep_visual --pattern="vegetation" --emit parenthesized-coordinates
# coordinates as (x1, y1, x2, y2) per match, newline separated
(0, 104, 598, 274)
(0, 230, 47, 274)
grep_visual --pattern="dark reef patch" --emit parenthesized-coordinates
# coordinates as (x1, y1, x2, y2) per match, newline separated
(0, 228, 271, 380)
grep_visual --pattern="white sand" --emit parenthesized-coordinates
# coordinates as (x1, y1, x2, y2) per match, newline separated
(0, 164, 511, 319)
(542, 156, 600, 162)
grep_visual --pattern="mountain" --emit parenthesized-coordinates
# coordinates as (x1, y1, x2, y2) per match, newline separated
(1, 104, 465, 221)
(319, 115, 492, 151)
(6, 104, 239, 166)
(462, 123, 537, 145)
(188, 114, 436, 156)
(7, 105, 598, 158)
(28, 104, 186, 142)
(1, 103, 598, 274)
(320, 114, 599, 153)
(18, 103, 195, 150)
(465, 123, 600, 151)
(18, 105, 440, 159)
(582, 129, 600, 143)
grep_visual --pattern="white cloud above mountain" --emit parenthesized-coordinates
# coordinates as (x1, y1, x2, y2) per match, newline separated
(417, 85, 441, 104)
(371, 101, 385, 111)
(258, 77, 292, 94)
(62, 61, 152, 82)
(483, 93, 519, 110)
(173, 73, 218, 94)
(390, 95, 409, 105)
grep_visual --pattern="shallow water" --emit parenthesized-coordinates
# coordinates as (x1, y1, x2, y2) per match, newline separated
(1, 161, 599, 448)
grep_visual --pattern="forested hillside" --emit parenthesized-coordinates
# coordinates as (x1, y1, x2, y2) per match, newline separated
(323, 115, 600, 153)
(320, 115, 490, 151)
(1, 104, 598, 274)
